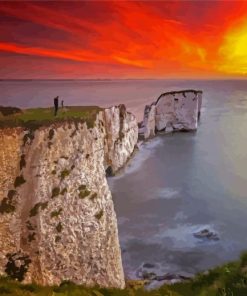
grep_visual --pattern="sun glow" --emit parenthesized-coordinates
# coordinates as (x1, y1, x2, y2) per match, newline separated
(0, 1, 247, 78)
(219, 21, 247, 74)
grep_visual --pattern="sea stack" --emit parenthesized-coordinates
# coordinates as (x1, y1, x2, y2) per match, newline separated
(140, 90, 203, 139)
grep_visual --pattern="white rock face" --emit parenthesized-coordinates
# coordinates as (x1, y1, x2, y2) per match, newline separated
(104, 105, 138, 172)
(0, 105, 138, 288)
(141, 90, 202, 139)
(143, 104, 156, 139)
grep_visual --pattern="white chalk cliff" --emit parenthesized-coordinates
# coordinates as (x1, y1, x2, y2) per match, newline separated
(0, 105, 138, 288)
(140, 90, 202, 139)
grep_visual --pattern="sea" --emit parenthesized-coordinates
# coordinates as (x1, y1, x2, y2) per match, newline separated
(1, 79, 247, 280)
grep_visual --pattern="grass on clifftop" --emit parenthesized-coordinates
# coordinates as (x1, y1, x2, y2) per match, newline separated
(0, 106, 102, 129)
(1, 252, 247, 296)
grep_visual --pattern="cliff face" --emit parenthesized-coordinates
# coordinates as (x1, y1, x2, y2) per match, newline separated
(140, 90, 202, 139)
(0, 105, 138, 288)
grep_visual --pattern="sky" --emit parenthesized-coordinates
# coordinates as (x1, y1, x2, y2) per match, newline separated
(0, 1, 247, 79)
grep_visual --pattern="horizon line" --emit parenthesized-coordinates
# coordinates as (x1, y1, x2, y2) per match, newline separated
(1, 77, 247, 81)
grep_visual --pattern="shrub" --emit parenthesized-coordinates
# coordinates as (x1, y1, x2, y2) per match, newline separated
(0, 106, 21, 116)
(5, 252, 31, 282)
(51, 187, 60, 198)
(105, 166, 114, 177)
(56, 222, 63, 233)
(23, 130, 34, 146)
(55, 235, 61, 243)
(60, 169, 70, 180)
(29, 202, 48, 217)
(79, 189, 91, 199)
(19, 283, 38, 292)
(0, 286, 11, 293)
(95, 210, 103, 220)
(50, 208, 62, 218)
(240, 252, 247, 267)
(48, 129, 55, 140)
(0, 197, 15, 214)
(14, 175, 26, 188)
(78, 185, 86, 191)
(51, 169, 56, 175)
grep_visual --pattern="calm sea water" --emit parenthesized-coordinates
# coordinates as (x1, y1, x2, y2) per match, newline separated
(1, 79, 247, 279)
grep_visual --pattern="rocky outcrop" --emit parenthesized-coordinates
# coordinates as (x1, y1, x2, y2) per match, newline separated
(0, 105, 138, 288)
(140, 90, 203, 139)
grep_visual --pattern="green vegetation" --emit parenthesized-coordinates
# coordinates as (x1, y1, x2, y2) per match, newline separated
(0, 190, 17, 214)
(51, 187, 60, 198)
(50, 208, 63, 218)
(14, 175, 26, 188)
(29, 202, 48, 217)
(78, 185, 87, 191)
(95, 210, 103, 220)
(55, 235, 61, 243)
(56, 222, 63, 233)
(48, 129, 55, 140)
(0, 106, 102, 130)
(0, 106, 21, 116)
(5, 252, 31, 282)
(2, 252, 247, 295)
(78, 185, 91, 199)
(0, 197, 15, 214)
(60, 169, 70, 180)
(23, 130, 35, 146)
(78, 184, 91, 199)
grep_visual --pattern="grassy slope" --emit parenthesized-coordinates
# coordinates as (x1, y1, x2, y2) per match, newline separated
(1, 253, 247, 296)
(0, 106, 102, 129)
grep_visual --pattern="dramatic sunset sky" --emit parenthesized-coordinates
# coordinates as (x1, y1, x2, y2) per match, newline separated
(1, 1, 247, 79)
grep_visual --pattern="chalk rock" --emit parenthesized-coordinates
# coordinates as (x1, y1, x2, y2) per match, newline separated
(0, 105, 138, 288)
(143, 104, 156, 139)
(141, 90, 202, 139)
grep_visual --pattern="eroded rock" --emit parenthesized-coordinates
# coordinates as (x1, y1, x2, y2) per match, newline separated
(140, 90, 203, 139)
(0, 105, 138, 288)
(193, 229, 219, 241)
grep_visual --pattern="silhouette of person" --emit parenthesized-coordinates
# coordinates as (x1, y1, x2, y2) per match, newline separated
(54, 96, 59, 116)
(61, 100, 64, 108)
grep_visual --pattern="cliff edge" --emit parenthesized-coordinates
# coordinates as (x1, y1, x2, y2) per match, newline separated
(0, 105, 138, 288)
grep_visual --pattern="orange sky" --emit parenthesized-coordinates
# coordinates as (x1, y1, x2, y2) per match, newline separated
(1, 1, 247, 79)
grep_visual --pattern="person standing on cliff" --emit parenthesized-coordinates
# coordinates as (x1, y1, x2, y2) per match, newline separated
(54, 96, 59, 116)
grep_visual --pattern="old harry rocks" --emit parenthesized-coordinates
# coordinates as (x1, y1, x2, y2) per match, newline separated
(140, 90, 203, 139)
